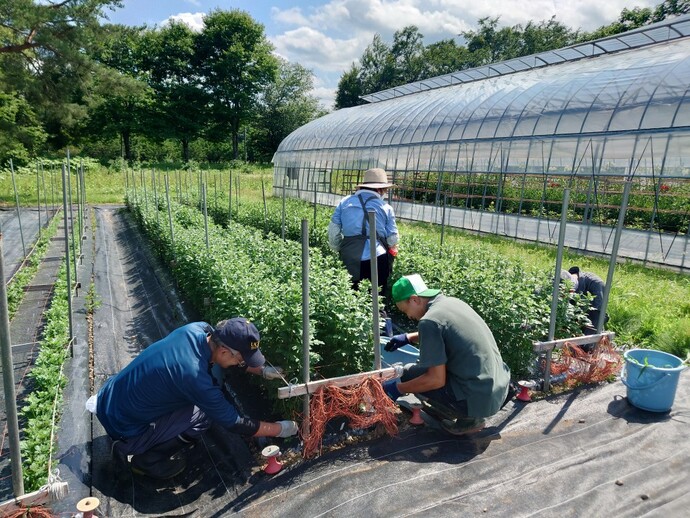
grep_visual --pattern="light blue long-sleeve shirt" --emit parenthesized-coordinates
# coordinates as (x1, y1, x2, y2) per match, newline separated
(329, 190, 398, 261)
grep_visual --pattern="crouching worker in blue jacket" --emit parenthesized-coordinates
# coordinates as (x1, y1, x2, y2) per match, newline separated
(383, 275, 513, 435)
(89, 317, 298, 480)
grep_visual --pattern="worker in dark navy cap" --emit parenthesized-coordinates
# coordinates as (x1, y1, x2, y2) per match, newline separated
(91, 317, 297, 480)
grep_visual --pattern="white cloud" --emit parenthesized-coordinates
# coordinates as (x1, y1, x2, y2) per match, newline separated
(164, 11, 204, 31)
(184, 0, 201, 7)
(271, 26, 364, 73)
(271, 6, 311, 26)
(312, 85, 337, 110)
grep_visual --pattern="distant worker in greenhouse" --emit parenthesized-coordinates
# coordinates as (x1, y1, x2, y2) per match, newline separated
(328, 167, 399, 296)
(382, 274, 513, 435)
(562, 266, 609, 337)
(89, 317, 298, 480)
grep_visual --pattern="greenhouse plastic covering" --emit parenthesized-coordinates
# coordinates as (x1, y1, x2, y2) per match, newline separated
(273, 15, 690, 180)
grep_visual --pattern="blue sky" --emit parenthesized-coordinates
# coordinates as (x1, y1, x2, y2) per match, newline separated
(104, 0, 658, 109)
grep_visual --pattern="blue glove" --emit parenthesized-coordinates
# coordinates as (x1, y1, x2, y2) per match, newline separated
(382, 380, 402, 401)
(384, 333, 410, 352)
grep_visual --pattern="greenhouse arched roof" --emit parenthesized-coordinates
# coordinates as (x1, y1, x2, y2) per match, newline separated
(274, 15, 690, 178)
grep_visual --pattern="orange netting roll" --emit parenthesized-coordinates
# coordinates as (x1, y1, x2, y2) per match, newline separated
(302, 377, 399, 459)
(554, 334, 623, 386)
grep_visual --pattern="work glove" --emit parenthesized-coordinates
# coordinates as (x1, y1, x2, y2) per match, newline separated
(384, 333, 410, 352)
(382, 379, 402, 402)
(276, 420, 299, 438)
(262, 366, 284, 380)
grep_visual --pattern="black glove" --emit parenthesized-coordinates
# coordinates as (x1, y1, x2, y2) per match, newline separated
(384, 333, 410, 352)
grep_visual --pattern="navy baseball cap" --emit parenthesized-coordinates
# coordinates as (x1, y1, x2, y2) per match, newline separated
(214, 317, 265, 367)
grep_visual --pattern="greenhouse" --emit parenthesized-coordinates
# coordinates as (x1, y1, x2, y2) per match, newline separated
(273, 14, 690, 271)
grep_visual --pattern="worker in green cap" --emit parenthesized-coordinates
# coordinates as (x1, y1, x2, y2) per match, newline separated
(382, 274, 513, 435)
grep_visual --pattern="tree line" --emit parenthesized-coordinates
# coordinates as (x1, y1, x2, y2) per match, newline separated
(335, 1, 689, 108)
(1, 1, 688, 166)
(1, 2, 323, 165)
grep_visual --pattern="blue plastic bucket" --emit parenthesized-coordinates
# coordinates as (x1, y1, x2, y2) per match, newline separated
(621, 349, 686, 412)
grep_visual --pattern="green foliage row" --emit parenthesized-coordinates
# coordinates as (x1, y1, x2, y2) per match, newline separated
(394, 172, 690, 234)
(180, 188, 591, 378)
(7, 214, 61, 318)
(126, 192, 376, 391)
(20, 263, 70, 491)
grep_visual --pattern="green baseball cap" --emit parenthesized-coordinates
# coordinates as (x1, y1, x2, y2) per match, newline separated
(391, 274, 441, 303)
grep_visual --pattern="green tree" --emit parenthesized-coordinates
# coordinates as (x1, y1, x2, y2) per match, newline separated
(579, 6, 656, 41)
(520, 18, 577, 55)
(390, 26, 426, 85)
(251, 59, 324, 161)
(653, 0, 690, 20)
(195, 9, 278, 159)
(422, 39, 472, 77)
(140, 21, 207, 162)
(0, 1, 123, 150)
(0, 90, 46, 165)
(86, 24, 151, 161)
(462, 17, 522, 66)
(335, 63, 365, 109)
(359, 34, 395, 93)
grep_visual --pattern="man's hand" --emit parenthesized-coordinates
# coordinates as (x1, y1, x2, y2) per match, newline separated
(382, 380, 402, 402)
(276, 420, 299, 438)
(262, 366, 284, 380)
(384, 333, 409, 352)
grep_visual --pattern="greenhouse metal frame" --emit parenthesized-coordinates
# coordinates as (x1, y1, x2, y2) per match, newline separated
(273, 15, 690, 270)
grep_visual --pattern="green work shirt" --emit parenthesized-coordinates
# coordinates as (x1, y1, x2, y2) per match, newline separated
(417, 294, 511, 417)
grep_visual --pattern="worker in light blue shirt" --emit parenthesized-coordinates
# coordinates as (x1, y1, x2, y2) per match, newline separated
(328, 168, 399, 296)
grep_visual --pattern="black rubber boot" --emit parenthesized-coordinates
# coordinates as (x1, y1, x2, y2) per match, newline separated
(130, 437, 187, 480)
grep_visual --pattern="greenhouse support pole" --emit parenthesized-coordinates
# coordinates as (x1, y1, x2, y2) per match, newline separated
(61, 164, 74, 355)
(41, 162, 48, 218)
(598, 180, 631, 332)
(583, 175, 594, 250)
(261, 176, 267, 234)
(228, 170, 233, 223)
(81, 162, 87, 233)
(313, 169, 318, 231)
(545, 188, 570, 392)
(76, 160, 83, 261)
(439, 194, 447, 259)
(9, 159, 27, 259)
(301, 220, 310, 436)
(152, 169, 160, 229)
(202, 183, 209, 252)
(164, 174, 175, 252)
(281, 169, 287, 241)
(66, 150, 77, 285)
(36, 162, 42, 239)
(235, 175, 240, 213)
(77, 160, 83, 246)
(142, 169, 148, 213)
(369, 211, 381, 371)
(214, 174, 218, 212)
(0, 236, 25, 497)
(132, 167, 138, 206)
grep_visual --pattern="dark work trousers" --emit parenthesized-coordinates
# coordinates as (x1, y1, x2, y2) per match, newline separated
(401, 364, 469, 417)
(355, 252, 392, 296)
(112, 405, 211, 456)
